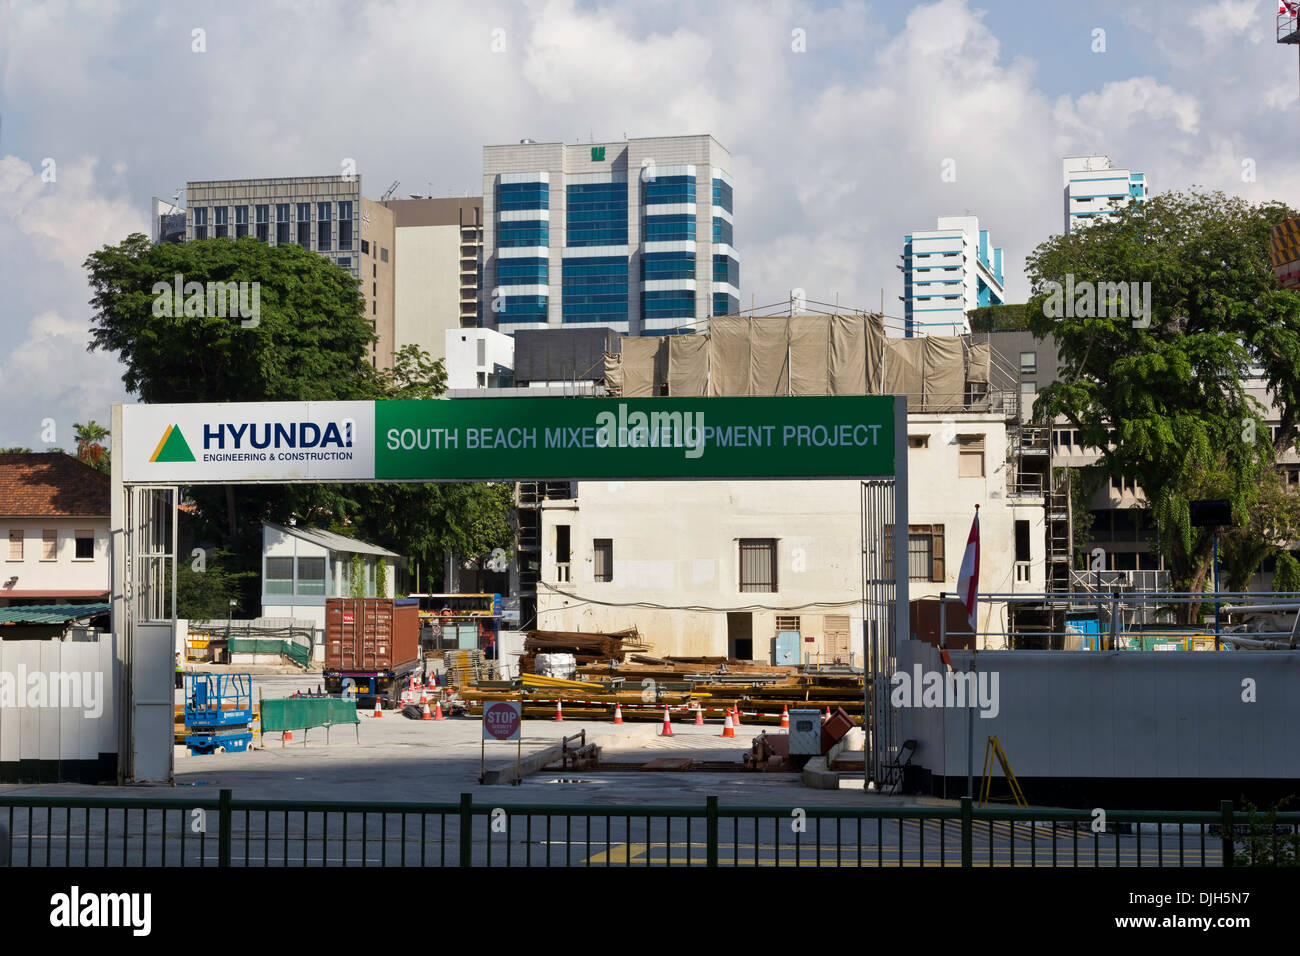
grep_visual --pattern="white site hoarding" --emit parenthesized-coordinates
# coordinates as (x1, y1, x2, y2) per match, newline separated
(121, 401, 375, 484)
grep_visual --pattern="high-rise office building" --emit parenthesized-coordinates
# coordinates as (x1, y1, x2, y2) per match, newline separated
(902, 216, 1004, 337)
(1063, 156, 1148, 234)
(183, 176, 396, 368)
(480, 135, 738, 336)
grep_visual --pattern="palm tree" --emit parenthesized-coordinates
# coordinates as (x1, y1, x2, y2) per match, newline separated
(74, 420, 110, 473)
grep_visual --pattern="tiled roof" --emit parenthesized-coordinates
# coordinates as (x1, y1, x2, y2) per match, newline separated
(0, 454, 110, 517)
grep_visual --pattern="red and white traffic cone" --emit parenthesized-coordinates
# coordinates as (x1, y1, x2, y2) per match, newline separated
(433, 699, 446, 721)
(373, 695, 384, 718)
(823, 706, 831, 722)
(733, 704, 742, 727)
(721, 709, 735, 739)
(554, 699, 564, 722)
(660, 706, 673, 736)
(421, 697, 432, 720)
(613, 703, 624, 724)
(693, 701, 704, 726)
(781, 704, 790, 729)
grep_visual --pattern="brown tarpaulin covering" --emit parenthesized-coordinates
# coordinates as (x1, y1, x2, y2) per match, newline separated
(966, 341, 990, 384)
(790, 315, 832, 395)
(620, 336, 666, 397)
(603, 353, 623, 394)
(923, 336, 966, 411)
(826, 315, 865, 394)
(667, 334, 709, 396)
(750, 316, 791, 396)
(708, 316, 753, 396)
(883, 338, 925, 397)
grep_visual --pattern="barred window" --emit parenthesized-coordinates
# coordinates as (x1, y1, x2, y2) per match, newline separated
(739, 539, 777, 592)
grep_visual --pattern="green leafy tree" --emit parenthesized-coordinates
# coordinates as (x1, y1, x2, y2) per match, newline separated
(376, 558, 387, 598)
(1274, 551, 1300, 593)
(1027, 190, 1300, 619)
(349, 554, 365, 598)
(174, 550, 256, 620)
(74, 420, 110, 474)
(1221, 469, 1300, 591)
(1234, 798, 1300, 867)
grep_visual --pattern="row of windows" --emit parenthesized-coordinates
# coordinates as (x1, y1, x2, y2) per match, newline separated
(713, 216, 733, 246)
(712, 178, 733, 214)
(643, 289, 696, 319)
(906, 434, 986, 477)
(556, 535, 777, 590)
(264, 555, 379, 598)
(713, 292, 739, 317)
(498, 182, 549, 211)
(497, 258, 548, 284)
(644, 215, 695, 242)
(7, 529, 96, 561)
(713, 254, 739, 286)
(643, 176, 695, 205)
(643, 251, 695, 281)
(193, 202, 354, 251)
(498, 221, 549, 248)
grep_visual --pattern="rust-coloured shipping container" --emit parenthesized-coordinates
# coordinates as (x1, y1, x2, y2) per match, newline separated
(323, 598, 421, 706)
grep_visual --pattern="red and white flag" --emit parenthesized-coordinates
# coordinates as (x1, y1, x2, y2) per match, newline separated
(955, 506, 980, 635)
(1281, 1, 1299, 17)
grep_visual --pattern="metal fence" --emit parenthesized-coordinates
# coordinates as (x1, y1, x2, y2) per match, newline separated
(2, 792, 1296, 867)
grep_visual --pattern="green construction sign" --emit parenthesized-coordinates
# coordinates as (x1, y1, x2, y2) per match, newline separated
(375, 395, 895, 480)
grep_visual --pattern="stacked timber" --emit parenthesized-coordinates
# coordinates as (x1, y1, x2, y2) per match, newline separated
(517, 628, 647, 673)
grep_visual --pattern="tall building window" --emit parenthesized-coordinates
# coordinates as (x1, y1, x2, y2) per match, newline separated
(1020, 351, 1037, 375)
(642, 251, 695, 281)
(192, 207, 208, 240)
(739, 539, 777, 592)
(883, 525, 945, 582)
(643, 214, 694, 242)
(276, 204, 291, 245)
(562, 256, 627, 324)
(338, 200, 353, 250)
(593, 539, 613, 582)
(213, 206, 228, 238)
(255, 204, 270, 242)
(713, 216, 733, 246)
(317, 202, 332, 251)
(41, 529, 57, 561)
(712, 177, 733, 214)
(498, 181, 549, 211)
(642, 175, 694, 205)
(7, 530, 22, 561)
(234, 205, 249, 238)
(297, 203, 311, 249)
(566, 181, 628, 246)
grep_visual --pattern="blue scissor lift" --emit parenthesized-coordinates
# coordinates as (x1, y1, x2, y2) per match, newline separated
(184, 673, 255, 755)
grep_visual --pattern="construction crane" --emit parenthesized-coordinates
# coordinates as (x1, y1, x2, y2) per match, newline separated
(380, 180, 400, 201)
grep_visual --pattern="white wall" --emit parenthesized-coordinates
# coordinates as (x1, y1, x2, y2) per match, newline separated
(445, 328, 515, 390)
(0, 517, 110, 598)
(393, 222, 463, 363)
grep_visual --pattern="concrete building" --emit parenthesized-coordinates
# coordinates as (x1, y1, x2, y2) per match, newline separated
(1063, 156, 1148, 234)
(902, 217, 1004, 337)
(183, 177, 397, 368)
(480, 135, 739, 336)
(534, 406, 1043, 658)
(444, 328, 514, 390)
(383, 197, 483, 364)
(260, 522, 401, 631)
(0, 454, 110, 608)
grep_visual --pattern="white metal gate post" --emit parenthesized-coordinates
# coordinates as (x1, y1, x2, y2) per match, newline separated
(111, 405, 178, 784)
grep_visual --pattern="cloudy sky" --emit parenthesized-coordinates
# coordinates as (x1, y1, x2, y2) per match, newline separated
(0, 0, 1297, 447)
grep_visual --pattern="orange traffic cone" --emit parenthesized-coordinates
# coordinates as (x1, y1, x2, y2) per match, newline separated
(373, 696, 384, 718)
(733, 704, 742, 727)
(660, 706, 673, 736)
(421, 697, 432, 720)
(433, 699, 446, 720)
(283, 729, 293, 746)
(613, 703, 624, 724)
(721, 709, 735, 738)
(693, 701, 704, 726)
(554, 699, 564, 722)
(781, 705, 790, 729)
(823, 706, 831, 721)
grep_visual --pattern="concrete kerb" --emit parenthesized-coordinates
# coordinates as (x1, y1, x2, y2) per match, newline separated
(481, 724, 664, 785)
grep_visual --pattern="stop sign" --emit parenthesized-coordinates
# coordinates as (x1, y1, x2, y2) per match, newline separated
(483, 701, 522, 741)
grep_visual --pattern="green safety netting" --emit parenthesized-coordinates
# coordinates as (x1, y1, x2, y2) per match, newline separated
(228, 637, 311, 668)
(259, 697, 359, 732)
